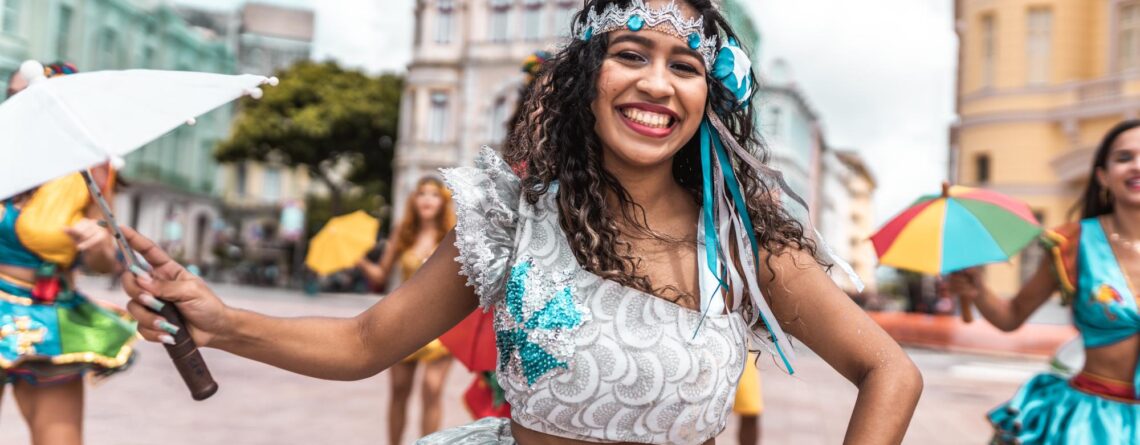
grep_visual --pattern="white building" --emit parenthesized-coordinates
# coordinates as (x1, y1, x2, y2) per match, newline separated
(393, 0, 580, 217)
(817, 149, 877, 293)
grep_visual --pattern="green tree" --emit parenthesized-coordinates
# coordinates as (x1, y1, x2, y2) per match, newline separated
(216, 61, 403, 213)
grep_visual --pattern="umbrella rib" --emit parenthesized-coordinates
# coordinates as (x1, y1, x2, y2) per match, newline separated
(46, 85, 110, 159)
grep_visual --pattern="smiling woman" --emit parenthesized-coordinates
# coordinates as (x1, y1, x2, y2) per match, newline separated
(113, 1, 922, 444)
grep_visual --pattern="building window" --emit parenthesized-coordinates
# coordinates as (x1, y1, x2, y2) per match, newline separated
(263, 167, 281, 202)
(236, 163, 248, 197)
(975, 153, 991, 184)
(555, 1, 577, 36)
(414, 6, 424, 46)
(1026, 8, 1052, 85)
(523, 0, 543, 41)
(767, 106, 783, 138)
(490, 97, 509, 144)
(142, 46, 156, 68)
(980, 14, 996, 88)
(489, 0, 511, 42)
(96, 28, 124, 70)
(1121, 4, 1140, 70)
(0, 0, 20, 35)
(427, 91, 449, 144)
(56, 5, 73, 58)
(436, 0, 454, 44)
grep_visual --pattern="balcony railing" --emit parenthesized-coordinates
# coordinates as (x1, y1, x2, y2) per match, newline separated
(1077, 78, 1122, 102)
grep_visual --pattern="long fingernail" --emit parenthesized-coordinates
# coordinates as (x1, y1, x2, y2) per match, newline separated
(158, 334, 176, 345)
(130, 265, 153, 283)
(139, 293, 165, 312)
(155, 319, 180, 336)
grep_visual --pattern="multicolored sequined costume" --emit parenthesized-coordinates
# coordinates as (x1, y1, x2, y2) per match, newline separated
(0, 173, 136, 386)
(989, 219, 1140, 444)
(417, 149, 750, 444)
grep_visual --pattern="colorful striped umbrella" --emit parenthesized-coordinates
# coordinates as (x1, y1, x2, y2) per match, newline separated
(871, 184, 1042, 276)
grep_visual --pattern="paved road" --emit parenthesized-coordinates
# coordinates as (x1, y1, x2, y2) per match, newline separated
(0, 278, 1047, 444)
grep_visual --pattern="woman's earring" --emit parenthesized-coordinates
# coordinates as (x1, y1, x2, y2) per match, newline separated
(1101, 187, 1113, 205)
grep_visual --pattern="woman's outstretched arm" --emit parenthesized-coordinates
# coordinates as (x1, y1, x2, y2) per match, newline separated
(121, 227, 476, 381)
(946, 257, 1057, 332)
(761, 249, 923, 445)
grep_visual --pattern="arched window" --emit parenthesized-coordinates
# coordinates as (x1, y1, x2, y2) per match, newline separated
(555, 0, 577, 37)
(523, 0, 543, 41)
(489, 0, 511, 42)
(436, 0, 455, 44)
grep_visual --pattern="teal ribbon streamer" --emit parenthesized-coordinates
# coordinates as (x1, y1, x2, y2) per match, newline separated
(697, 117, 795, 374)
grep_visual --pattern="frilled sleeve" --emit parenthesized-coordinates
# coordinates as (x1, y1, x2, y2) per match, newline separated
(1041, 222, 1080, 304)
(440, 147, 522, 309)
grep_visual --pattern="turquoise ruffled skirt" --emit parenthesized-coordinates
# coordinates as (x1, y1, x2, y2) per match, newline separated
(989, 373, 1140, 444)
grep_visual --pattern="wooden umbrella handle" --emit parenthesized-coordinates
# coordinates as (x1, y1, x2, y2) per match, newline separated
(959, 292, 975, 323)
(939, 274, 974, 323)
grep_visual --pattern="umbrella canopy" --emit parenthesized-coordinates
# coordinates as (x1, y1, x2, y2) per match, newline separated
(440, 309, 498, 372)
(871, 184, 1042, 275)
(305, 210, 380, 276)
(0, 65, 273, 200)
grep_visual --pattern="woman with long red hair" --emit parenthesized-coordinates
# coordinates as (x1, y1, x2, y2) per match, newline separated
(358, 176, 455, 444)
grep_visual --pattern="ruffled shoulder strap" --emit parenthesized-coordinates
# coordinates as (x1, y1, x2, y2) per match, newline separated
(440, 147, 522, 309)
(17, 173, 90, 267)
(1041, 222, 1080, 304)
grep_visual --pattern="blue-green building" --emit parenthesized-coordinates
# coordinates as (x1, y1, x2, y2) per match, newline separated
(0, 0, 237, 265)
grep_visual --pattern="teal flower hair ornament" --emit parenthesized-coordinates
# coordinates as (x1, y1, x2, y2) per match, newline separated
(711, 37, 753, 109)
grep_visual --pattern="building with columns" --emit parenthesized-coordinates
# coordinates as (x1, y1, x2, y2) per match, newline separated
(395, 0, 877, 291)
(951, 0, 1140, 296)
(394, 0, 581, 216)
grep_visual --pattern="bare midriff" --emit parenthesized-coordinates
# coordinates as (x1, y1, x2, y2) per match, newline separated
(1082, 335, 1140, 387)
(509, 421, 716, 445)
(0, 263, 76, 289)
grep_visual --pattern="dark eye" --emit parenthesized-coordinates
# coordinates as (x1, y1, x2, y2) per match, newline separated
(671, 62, 700, 75)
(616, 51, 646, 63)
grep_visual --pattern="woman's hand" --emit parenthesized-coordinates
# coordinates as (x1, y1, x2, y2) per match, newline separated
(945, 267, 985, 300)
(119, 226, 230, 348)
(357, 258, 385, 288)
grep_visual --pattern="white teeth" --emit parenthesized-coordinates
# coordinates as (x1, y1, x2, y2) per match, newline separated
(621, 108, 672, 129)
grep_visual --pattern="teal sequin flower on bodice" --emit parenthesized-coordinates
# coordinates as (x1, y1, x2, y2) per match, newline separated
(497, 260, 585, 385)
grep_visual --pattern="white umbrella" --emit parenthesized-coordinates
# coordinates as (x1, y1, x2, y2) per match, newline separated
(0, 61, 277, 400)
(0, 61, 276, 199)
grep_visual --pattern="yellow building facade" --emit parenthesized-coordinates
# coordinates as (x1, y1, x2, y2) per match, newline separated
(952, 0, 1140, 295)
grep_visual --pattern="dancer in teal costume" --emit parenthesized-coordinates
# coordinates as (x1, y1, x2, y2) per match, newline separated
(951, 120, 1140, 444)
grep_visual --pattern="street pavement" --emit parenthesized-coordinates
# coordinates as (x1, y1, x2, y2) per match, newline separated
(0, 277, 1048, 444)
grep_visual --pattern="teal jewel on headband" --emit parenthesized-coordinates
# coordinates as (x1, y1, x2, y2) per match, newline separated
(627, 14, 645, 32)
(583, 26, 594, 41)
(688, 32, 701, 50)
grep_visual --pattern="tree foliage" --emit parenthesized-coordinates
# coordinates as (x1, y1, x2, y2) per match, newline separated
(216, 61, 403, 212)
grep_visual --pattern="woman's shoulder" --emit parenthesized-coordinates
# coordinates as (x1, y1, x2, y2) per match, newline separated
(1043, 221, 1082, 247)
(440, 147, 525, 307)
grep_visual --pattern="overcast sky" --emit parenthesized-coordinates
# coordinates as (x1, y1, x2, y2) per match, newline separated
(174, 0, 957, 224)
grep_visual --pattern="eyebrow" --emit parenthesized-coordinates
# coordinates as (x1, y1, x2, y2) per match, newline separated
(610, 33, 704, 60)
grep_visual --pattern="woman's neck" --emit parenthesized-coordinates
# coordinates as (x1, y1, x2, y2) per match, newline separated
(602, 157, 693, 229)
(1110, 205, 1140, 240)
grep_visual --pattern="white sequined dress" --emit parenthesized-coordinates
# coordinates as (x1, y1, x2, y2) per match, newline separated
(419, 148, 751, 445)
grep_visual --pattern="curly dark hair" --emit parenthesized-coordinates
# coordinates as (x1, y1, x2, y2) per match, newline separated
(505, 0, 823, 309)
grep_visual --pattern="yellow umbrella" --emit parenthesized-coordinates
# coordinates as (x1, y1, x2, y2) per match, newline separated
(305, 210, 380, 276)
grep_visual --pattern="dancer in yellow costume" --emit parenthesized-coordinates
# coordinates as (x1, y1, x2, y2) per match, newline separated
(0, 61, 137, 445)
(359, 176, 456, 443)
(735, 354, 765, 444)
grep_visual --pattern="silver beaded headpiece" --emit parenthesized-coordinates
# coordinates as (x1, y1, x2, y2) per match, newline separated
(579, 0, 718, 68)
